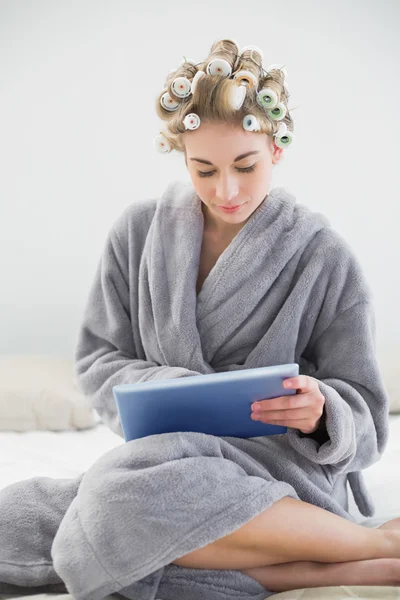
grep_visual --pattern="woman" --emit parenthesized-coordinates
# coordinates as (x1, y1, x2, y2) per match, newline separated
(1, 38, 399, 600)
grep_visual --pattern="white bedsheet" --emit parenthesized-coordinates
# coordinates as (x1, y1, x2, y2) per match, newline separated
(1, 415, 399, 525)
(0, 421, 123, 487)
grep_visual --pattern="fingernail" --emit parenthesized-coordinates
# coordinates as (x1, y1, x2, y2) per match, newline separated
(284, 381, 292, 388)
(252, 403, 261, 411)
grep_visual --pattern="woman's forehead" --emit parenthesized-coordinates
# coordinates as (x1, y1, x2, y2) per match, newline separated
(183, 126, 271, 162)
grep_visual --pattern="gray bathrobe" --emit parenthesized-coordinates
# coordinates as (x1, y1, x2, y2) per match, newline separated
(0, 181, 390, 600)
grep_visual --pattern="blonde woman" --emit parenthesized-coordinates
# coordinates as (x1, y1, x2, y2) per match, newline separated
(1, 38, 399, 600)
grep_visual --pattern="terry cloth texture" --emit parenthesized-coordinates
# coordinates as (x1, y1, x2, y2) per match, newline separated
(0, 182, 390, 600)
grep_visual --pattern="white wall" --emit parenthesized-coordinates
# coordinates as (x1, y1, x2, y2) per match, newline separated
(1, 0, 399, 358)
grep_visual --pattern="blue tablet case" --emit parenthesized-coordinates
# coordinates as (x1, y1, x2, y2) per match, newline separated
(113, 363, 299, 442)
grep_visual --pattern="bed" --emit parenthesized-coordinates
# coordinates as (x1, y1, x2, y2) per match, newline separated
(1, 414, 399, 599)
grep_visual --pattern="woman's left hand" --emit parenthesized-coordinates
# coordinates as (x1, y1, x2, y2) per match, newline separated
(250, 375, 325, 434)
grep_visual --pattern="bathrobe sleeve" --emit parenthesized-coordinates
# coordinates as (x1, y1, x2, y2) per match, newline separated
(73, 226, 202, 438)
(286, 233, 390, 475)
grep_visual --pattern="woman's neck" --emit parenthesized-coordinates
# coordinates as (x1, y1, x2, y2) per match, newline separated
(201, 202, 247, 241)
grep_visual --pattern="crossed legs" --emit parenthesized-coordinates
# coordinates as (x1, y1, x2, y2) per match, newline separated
(172, 497, 400, 590)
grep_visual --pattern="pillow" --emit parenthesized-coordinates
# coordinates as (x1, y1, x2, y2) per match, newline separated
(377, 346, 400, 414)
(0, 355, 96, 431)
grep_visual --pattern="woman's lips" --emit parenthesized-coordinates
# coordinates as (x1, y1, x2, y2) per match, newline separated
(219, 203, 245, 213)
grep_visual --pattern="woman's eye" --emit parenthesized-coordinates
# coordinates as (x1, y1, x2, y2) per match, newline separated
(197, 165, 256, 178)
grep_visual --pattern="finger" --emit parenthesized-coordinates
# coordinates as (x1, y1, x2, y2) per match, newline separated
(252, 392, 312, 412)
(283, 375, 316, 393)
(251, 407, 317, 421)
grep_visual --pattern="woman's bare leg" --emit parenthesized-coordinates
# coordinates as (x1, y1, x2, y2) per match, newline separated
(172, 497, 400, 570)
(244, 520, 400, 591)
(243, 558, 400, 592)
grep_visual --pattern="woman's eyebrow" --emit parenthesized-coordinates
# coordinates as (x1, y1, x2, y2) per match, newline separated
(189, 150, 261, 165)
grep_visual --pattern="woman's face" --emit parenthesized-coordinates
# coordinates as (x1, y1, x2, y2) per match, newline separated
(183, 121, 283, 236)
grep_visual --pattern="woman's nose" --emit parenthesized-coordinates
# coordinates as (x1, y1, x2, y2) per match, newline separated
(215, 176, 239, 204)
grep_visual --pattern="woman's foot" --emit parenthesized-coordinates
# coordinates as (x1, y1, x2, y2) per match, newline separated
(376, 521, 400, 560)
(379, 517, 400, 531)
(242, 557, 400, 592)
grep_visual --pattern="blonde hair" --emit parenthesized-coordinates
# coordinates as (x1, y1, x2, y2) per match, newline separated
(155, 38, 294, 152)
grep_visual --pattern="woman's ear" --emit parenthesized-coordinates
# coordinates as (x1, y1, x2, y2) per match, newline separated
(272, 141, 284, 164)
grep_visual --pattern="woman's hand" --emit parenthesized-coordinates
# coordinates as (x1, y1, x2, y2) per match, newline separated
(250, 375, 325, 434)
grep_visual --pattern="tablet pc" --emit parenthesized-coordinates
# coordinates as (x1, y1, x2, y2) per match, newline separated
(113, 363, 299, 442)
